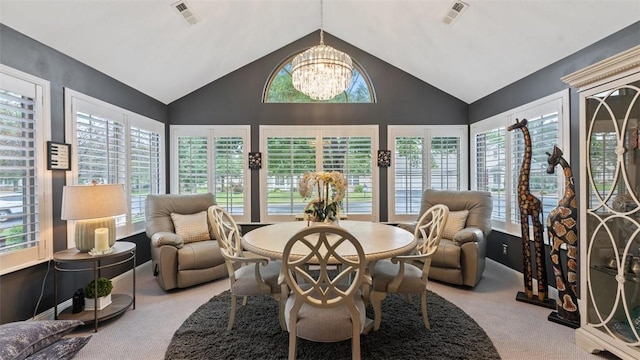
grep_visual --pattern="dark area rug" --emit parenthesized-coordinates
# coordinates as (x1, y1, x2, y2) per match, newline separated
(165, 290, 500, 360)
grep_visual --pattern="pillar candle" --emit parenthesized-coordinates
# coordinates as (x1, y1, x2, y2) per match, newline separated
(95, 228, 109, 252)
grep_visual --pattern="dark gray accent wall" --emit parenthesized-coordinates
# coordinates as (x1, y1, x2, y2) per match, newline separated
(469, 22, 640, 284)
(0, 24, 167, 324)
(169, 31, 469, 221)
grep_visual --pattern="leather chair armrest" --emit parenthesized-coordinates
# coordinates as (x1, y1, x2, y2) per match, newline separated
(151, 231, 184, 249)
(453, 227, 483, 245)
(460, 232, 487, 287)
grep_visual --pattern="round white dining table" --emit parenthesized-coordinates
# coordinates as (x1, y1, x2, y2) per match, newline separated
(242, 220, 416, 262)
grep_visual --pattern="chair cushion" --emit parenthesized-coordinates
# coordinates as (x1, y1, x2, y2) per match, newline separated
(232, 260, 282, 295)
(171, 211, 210, 243)
(442, 210, 469, 239)
(177, 240, 223, 270)
(371, 259, 426, 293)
(430, 239, 462, 269)
(285, 294, 366, 342)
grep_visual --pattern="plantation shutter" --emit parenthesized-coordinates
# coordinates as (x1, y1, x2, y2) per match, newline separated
(266, 136, 316, 215)
(430, 136, 461, 190)
(323, 136, 372, 214)
(213, 136, 244, 215)
(475, 128, 506, 221)
(177, 136, 208, 194)
(75, 111, 127, 225)
(130, 126, 161, 224)
(0, 82, 39, 253)
(394, 136, 423, 215)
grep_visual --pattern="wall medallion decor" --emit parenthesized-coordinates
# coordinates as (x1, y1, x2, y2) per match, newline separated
(377, 150, 391, 167)
(248, 152, 261, 170)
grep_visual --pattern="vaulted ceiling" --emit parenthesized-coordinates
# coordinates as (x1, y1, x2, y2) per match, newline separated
(1, 0, 638, 104)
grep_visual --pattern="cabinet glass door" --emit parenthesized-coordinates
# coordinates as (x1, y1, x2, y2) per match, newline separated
(585, 78, 640, 344)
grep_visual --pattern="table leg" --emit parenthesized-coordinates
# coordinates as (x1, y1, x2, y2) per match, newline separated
(132, 249, 136, 309)
(93, 260, 98, 332)
(53, 261, 58, 320)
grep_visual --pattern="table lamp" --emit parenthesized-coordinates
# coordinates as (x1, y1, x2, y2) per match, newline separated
(61, 182, 127, 252)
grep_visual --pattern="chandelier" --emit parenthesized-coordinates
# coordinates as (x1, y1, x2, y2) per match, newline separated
(291, 0, 353, 101)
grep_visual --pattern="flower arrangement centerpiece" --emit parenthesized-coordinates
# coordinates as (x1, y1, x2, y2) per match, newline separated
(298, 171, 346, 224)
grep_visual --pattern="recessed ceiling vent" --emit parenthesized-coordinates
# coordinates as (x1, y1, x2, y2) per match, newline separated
(172, 0, 197, 25)
(443, 1, 469, 26)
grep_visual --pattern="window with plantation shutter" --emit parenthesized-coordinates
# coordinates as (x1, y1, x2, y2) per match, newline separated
(213, 136, 245, 215)
(176, 135, 208, 194)
(394, 135, 423, 216)
(387, 126, 467, 222)
(65, 89, 165, 242)
(265, 135, 316, 218)
(75, 111, 127, 186)
(0, 66, 52, 275)
(261, 126, 378, 222)
(474, 127, 507, 226)
(431, 136, 462, 190)
(471, 90, 569, 237)
(322, 136, 373, 215)
(130, 127, 161, 224)
(170, 126, 250, 221)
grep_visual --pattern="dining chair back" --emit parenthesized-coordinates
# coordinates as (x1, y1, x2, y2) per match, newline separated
(370, 204, 449, 330)
(281, 224, 370, 360)
(207, 205, 283, 331)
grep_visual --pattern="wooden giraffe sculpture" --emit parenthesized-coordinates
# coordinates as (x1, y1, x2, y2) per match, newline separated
(507, 118, 549, 302)
(546, 146, 580, 324)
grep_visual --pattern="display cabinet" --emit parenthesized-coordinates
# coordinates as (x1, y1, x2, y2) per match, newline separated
(562, 45, 640, 359)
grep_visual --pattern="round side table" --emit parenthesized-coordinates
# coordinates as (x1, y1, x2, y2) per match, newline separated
(53, 241, 136, 332)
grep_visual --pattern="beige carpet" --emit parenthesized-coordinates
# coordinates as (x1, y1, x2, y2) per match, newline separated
(71, 259, 618, 360)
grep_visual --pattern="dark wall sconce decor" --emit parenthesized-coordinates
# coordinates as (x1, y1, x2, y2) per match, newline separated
(377, 150, 391, 167)
(47, 141, 71, 170)
(248, 152, 262, 170)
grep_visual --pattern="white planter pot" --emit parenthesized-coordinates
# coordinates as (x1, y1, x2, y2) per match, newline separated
(84, 294, 112, 310)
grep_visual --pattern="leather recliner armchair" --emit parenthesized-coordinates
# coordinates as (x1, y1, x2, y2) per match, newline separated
(145, 193, 227, 290)
(400, 189, 493, 287)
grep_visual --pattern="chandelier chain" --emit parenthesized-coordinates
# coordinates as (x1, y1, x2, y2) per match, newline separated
(320, 0, 324, 45)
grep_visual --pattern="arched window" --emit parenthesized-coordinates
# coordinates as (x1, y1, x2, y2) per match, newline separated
(264, 54, 375, 103)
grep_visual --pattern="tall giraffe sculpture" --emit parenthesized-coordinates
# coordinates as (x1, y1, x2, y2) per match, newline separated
(507, 118, 549, 303)
(546, 146, 580, 325)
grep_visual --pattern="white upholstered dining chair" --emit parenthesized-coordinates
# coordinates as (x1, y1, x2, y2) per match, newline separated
(370, 204, 449, 331)
(207, 205, 283, 331)
(281, 225, 370, 360)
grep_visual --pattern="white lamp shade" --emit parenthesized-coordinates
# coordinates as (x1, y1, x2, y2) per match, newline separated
(61, 184, 127, 220)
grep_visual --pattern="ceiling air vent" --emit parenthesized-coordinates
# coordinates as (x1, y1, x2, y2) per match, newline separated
(443, 1, 469, 26)
(172, 1, 197, 25)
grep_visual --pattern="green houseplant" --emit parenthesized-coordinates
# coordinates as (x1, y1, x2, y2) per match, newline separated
(84, 277, 113, 310)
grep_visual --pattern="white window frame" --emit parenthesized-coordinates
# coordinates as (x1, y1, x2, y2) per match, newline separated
(64, 88, 165, 248)
(387, 125, 468, 223)
(169, 125, 251, 222)
(259, 125, 379, 223)
(470, 89, 570, 238)
(0, 65, 53, 275)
